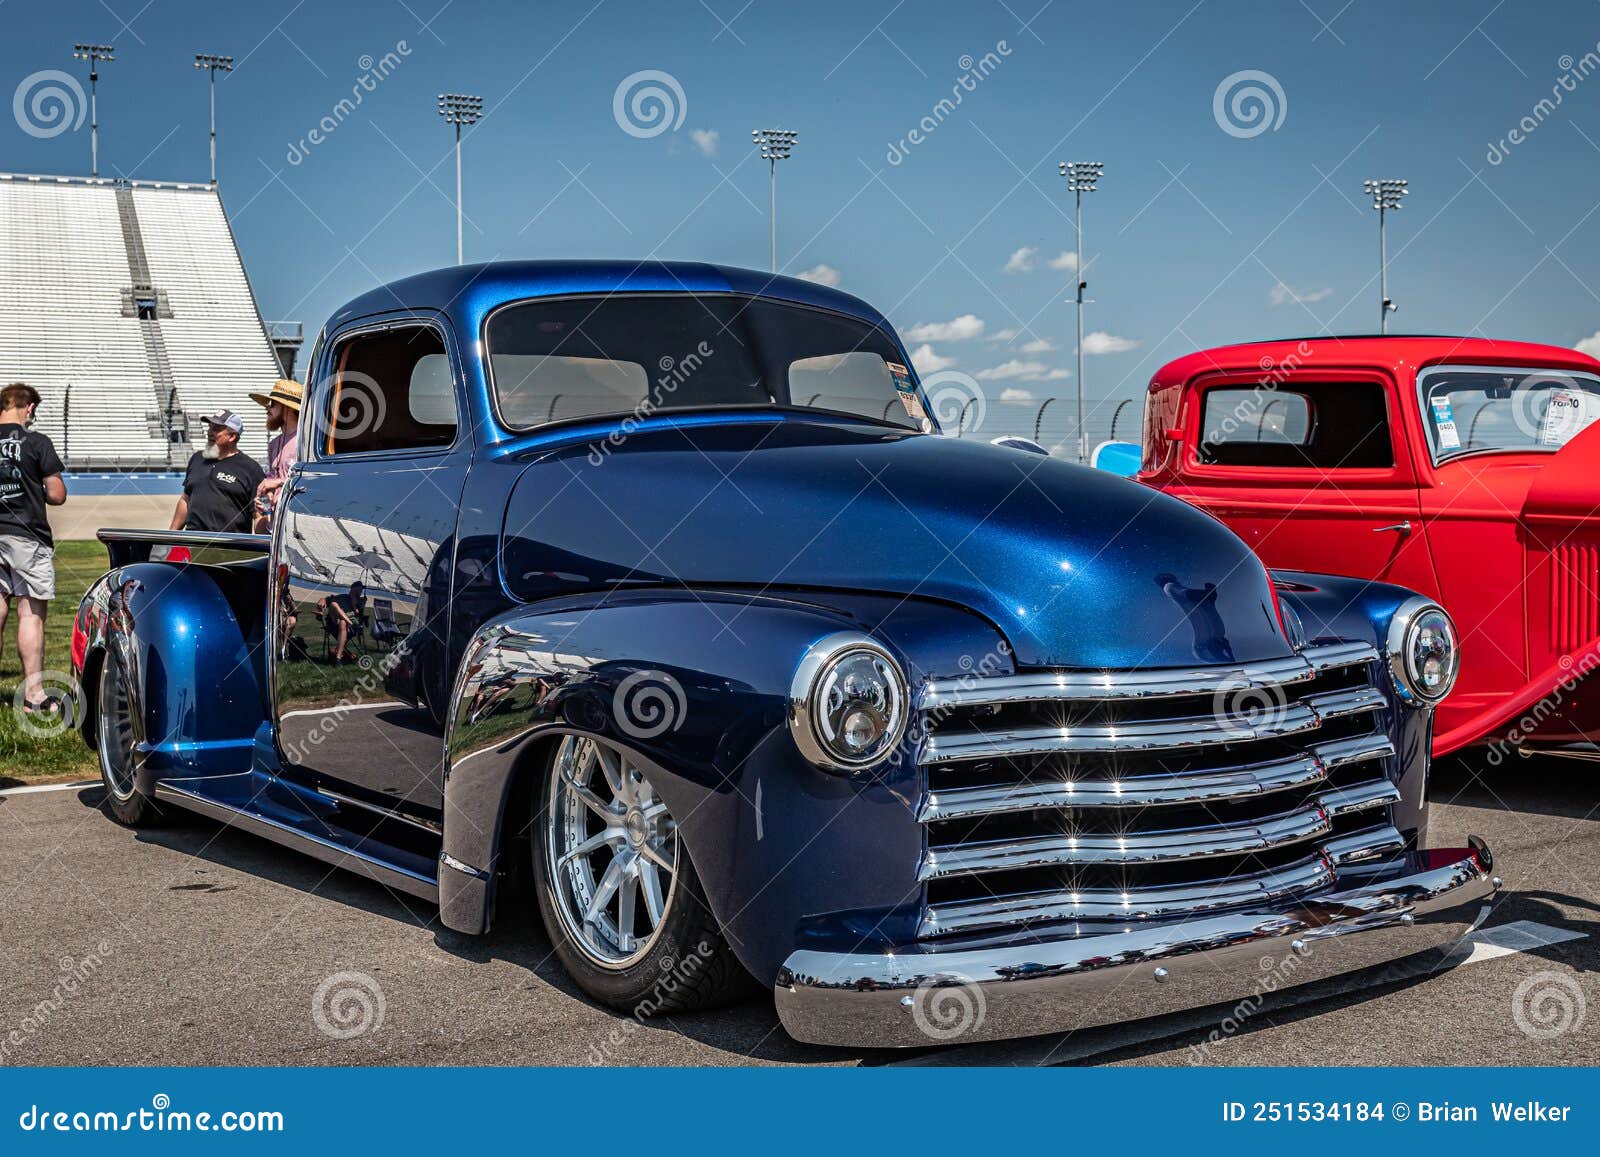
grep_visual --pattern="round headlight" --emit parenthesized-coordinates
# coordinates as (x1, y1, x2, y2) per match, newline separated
(1386, 597, 1460, 705)
(789, 633, 908, 773)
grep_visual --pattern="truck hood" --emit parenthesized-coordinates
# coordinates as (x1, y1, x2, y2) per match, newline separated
(500, 417, 1292, 668)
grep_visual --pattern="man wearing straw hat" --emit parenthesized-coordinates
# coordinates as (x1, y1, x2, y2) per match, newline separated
(251, 379, 302, 532)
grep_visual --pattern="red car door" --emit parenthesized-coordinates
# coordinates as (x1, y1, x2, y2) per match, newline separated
(1166, 369, 1438, 600)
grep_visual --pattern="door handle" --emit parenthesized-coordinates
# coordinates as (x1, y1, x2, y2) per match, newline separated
(1373, 520, 1412, 535)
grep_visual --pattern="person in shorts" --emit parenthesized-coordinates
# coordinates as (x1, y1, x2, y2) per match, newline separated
(170, 410, 265, 534)
(0, 383, 68, 715)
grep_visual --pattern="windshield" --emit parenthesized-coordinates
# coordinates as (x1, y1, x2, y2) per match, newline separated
(1418, 365, 1600, 462)
(486, 294, 924, 432)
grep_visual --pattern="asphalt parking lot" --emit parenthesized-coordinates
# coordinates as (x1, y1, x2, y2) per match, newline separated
(1, 756, 1594, 1068)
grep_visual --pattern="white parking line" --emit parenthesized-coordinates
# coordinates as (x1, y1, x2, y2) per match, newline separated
(0, 779, 99, 797)
(1448, 919, 1587, 964)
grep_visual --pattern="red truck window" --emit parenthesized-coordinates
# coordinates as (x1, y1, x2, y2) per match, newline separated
(1198, 382, 1393, 469)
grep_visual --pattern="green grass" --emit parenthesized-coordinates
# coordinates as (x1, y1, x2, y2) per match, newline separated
(0, 540, 109, 786)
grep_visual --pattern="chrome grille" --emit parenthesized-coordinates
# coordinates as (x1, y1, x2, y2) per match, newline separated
(916, 641, 1403, 939)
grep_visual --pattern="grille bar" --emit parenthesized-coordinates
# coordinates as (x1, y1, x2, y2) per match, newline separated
(917, 733, 1395, 823)
(919, 640, 1377, 709)
(919, 804, 1333, 881)
(920, 853, 1336, 938)
(919, 684, 1384, 765)
(1325, 824, 1405, 864)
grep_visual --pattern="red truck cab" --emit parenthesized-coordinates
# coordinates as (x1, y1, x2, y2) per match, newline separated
(1141, 335, 1600, 758)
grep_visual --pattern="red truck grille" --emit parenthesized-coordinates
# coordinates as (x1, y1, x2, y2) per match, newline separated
(913, 642, 1400, 939)
(1548, 541, 1600, 655)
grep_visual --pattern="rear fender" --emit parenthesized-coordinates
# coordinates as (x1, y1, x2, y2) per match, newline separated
(77, 561, 266, 795)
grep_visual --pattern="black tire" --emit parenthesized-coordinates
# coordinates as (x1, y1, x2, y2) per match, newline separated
(96, 645, 163, 827)
(529, 735, 754, 1015)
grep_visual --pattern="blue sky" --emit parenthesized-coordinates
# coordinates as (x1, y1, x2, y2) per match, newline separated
(7, 0, 1600, 444)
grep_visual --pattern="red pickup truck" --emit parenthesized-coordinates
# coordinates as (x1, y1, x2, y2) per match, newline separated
(1139, 335, 1600, 760)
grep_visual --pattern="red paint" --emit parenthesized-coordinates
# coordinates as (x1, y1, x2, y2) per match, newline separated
(1140, 336, 1600, 756)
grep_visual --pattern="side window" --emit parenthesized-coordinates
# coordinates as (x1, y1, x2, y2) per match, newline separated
(323, 325, 457, 455)
(1198, 383, 1394, 469)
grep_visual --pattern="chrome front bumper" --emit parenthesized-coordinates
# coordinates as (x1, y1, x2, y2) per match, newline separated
(774, 840, 1499, 1048)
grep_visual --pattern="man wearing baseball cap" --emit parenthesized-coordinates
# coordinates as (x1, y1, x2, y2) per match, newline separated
(249, 379, 303, 532)
(169, 410, 265, 534)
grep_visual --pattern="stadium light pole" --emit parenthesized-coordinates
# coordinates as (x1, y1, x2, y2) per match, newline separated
(1059, 160, 1102, 462)
(751, 129, 797, 273)
(193, 54, 234, 185)
(72, 43, 115, 178)
(1364, 178, 1408, 333)
(438, 93, 483, 265)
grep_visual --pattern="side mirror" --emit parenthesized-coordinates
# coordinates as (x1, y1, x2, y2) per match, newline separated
(990, 435, 1049, 456)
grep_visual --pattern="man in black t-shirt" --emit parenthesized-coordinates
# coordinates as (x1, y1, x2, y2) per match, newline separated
(170, 411, 265, 534)
(0, 383, 68, 715)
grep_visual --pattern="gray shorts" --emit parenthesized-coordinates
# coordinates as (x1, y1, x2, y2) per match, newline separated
(0, 537, 55, 601)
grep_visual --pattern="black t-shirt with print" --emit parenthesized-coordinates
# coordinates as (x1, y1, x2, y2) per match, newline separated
(0, 423, 66, 547)
(182, 450, 265, 533)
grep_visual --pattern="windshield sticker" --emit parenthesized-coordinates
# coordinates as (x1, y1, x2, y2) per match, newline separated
(886, 362, 926, 421)
(1430, 396, 1461, 450)
(1539, 388, 1600, 446)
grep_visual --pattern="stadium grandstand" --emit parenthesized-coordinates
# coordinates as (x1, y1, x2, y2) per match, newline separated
(0, 172, 289, 469)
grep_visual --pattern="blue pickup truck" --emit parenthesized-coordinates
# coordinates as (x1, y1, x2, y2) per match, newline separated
(71, 261, 1497, 1047)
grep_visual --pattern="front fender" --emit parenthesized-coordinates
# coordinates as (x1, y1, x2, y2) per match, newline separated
(76, 561, 265, 792)
(439, 587, 1005, 983)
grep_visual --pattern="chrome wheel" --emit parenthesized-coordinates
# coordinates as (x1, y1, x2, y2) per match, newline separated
(98, 654, 138, 802)
(545, 734, 679, 969)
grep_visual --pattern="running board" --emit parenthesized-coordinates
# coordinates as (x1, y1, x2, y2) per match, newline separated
(153, 780, 439, 903)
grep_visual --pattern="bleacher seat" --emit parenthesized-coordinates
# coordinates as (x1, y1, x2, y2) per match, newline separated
(0, 174, 279, 468)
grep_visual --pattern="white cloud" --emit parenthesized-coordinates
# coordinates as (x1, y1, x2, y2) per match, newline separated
(1020, 337, 1054, 354)
(1268, 281, 1334, 307)
(989, 327, 1019, 342)
(1045, 368, 1071, 380)
(1577, 330, 1600, 358)
(795, 263, 841, 287)
(690, 129, 719, 157)
(903, 314, 985, 342)
(1082, 331, 1138, 355)
(1047, 250, 1079, 272)
(1003, 246, 1038, 273)
(999, 387, 1035, 402)
(909, 343, 955, 373)
(976, 359, 1051, 381)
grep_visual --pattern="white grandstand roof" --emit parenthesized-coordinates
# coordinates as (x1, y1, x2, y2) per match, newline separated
(0, 172, 282, 468)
